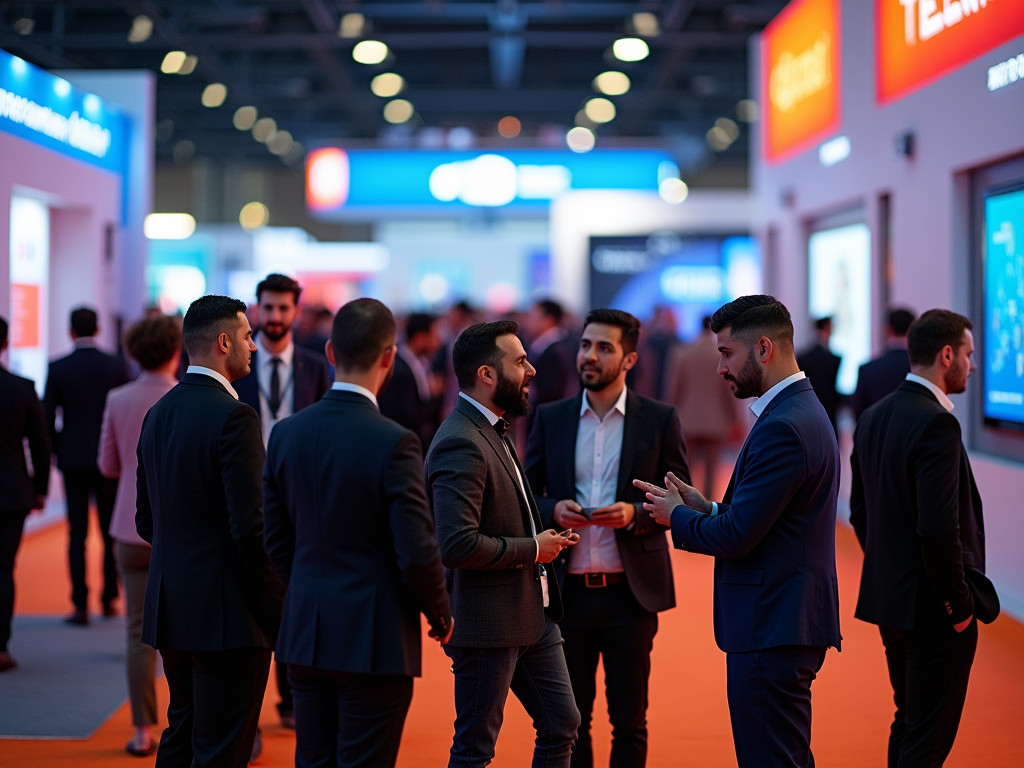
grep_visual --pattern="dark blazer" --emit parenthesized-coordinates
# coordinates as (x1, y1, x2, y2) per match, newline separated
(524, 390, 689, 614)
(0, 368, 50, 511)
(670, 379, 842, 653)
(136, 373, 285, 651)
(851, 348, 911, 419)
(235, 344, 331, 419)
(796, 343, 842, 430)
(264, 390, 451, 677)
(44, 346, 129, 471)
(426, 395, 561, 648)
(379, 353, 440, 452)
(530, 336, 578, 409)
(850, 380, 985, 630)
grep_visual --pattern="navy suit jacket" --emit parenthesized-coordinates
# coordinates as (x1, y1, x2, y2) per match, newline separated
(670, 379, 842, 653)
(235, 344, 331, 421)
(851, 348, 911, 419)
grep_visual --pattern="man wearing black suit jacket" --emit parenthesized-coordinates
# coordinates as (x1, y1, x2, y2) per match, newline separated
(265, 299, 453, 768)
(379, 313, 444, 452)
(137, 295, 285, 768)
(0, 317, 51, 672)
(525, 309, 689, 768)
(44, 306, 129, 624)
(851, 308, 915, 419)
(795, 316, 842, 433)
(426, 321, 582, 768)
(526, 300, 577, 433)
(851, 309, 991, 768)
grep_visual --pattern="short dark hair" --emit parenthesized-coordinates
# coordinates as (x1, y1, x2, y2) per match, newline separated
(0, 315, 8, 348)
(256, 273, 302, 304)
(534, 299, 565, 324)
(124, 317, 182, 371)
(907, 309, 973, 367)
(182, 295, 247, 357)
(710, 295, 794, 347)
(453, 321, 519, 390)
(583, 308, 641, 354)
(70, 307, 98, 337)
(814, 316, 833, 331)
(406, 313, 437, 343)
(331, 298, 397, 373)
(888, 308, 916, 337)
(702, 315, 713, 331)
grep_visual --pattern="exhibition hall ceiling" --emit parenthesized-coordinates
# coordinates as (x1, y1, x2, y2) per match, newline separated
(0, 0, 785, 169)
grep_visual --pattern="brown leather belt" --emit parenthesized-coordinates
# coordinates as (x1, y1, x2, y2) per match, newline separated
(567, 572, 625, 589)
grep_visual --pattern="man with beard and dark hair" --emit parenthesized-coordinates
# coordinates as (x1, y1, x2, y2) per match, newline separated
(137, 295, 285, 767)
(525, 308, 689, 768)
(264, 298, 453, 768)
(425, 320, 581, 768)
(635, 295, 841, 768)
(850, 309, 993, 768)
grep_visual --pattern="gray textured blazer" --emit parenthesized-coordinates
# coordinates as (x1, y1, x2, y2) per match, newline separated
(425, 395, 562, 648)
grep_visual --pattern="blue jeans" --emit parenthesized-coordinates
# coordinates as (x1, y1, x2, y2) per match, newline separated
(443, 616, 580, 768)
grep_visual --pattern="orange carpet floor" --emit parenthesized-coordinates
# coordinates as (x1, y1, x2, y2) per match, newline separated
(3, 513, 1023, 767)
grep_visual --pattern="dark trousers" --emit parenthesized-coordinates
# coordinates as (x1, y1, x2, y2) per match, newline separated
(443, 616, 581, 768)
(0, 510, 29, 652)
(880, 622, 978, 768)
(288, 664, 413, 768)
(62, 468, 118, 610)
(156, 646, 272, 768)
(560, 579, 658, 768)
(276, 655, 293, 715)
(726, 645, 828, 768)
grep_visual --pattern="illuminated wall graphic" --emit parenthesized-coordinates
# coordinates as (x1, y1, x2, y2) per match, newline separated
(9, 195, 50, 394)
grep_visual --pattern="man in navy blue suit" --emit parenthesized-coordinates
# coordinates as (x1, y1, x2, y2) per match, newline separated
(636, 295, 841, 768)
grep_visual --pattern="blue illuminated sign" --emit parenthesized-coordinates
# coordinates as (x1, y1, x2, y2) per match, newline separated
(0, 48, 130, 176)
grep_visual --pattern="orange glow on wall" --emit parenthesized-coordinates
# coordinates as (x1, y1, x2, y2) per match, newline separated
(11, 284, 41, 348)
(305, 147, 350, 210)
(877, 0, 1024, 103)
(762, 0, 841, 164)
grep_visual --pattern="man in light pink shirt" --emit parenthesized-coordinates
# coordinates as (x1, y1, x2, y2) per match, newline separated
(98, 317, 180, 757)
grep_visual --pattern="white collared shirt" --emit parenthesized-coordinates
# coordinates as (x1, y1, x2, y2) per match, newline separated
(905, 373, 955, 412)
(397, 345, 432, 402)
(186, 365, 239, 400)
(570, 387, 628, 574)
(331, 381, 379, 408)
(256, 337, 295, 447)
(749, 371, 808, 418)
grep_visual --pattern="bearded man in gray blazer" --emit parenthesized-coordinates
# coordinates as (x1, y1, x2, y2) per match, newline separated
(425, 320, 581, 768)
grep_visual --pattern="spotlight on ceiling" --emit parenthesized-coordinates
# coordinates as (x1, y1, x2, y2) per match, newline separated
(593, 71, 631, 96)
(239, 202, 269, 231)
(498, 116, 521, 138)
(233, 106, 258, 131)
(353, 40, 389, 65)
(201, 83, 227, 108)
(612, 38, 649, 62)
(160, 51, 187, 74)
(339, 13, 366, 38)
(371, 73, 405, 97)
(383, 99, 414, 124)
(252, 117, 277, 143)
(127, 15, 153, 44)
(632, 12, 660, 36)
(566, 126, 595, 153)
(584, 97, 616, 124)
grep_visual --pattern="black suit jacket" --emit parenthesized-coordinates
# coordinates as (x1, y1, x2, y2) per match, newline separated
(530, 336, 578, 409)
(379, 353, 440, 452)
(524, 390, 689, 614)
(851, 381, 985, 631)
(44, 346, 129, 471)
(796, 343, 842, 430)
(234, 344, 331, 422)
(426, 396, 561, 648)
(264, 390, 451, 676)
(851, 348, 911, 419)
(136, 373, 285, 651)
(0, 368, 50, 511)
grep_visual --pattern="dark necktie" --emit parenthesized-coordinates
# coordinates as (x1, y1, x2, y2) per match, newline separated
(269, 357, 282, 417)
(493, 418, 510, 439)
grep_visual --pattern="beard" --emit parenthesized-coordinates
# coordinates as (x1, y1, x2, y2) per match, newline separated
(493, 365, 531, 418)
(944, 357, 970, 395)
(579, 359, 623, 392)
(225, 344, 252, 382)
(723, 349, 764, 399)
(260, 321, 290, 343)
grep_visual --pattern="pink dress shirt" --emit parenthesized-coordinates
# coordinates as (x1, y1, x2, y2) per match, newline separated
(98, 371, 178, 546)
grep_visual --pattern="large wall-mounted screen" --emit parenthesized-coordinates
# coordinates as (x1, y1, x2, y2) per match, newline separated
(983, 186, 1024, 431)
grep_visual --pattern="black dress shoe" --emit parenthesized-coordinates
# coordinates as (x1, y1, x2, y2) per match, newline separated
(0, 651, 17, 672)
(65, 608, 89, 626)
(125, 739, 157, 757)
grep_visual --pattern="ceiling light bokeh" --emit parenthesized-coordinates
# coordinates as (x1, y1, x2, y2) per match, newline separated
(252, 117, 277, 143)
(736, 99, 760, 123)
(233, 106, 258, 131)
(612, 38, 649, 62)
(566, 126, 596, 153)
(160, 51, 187, 74)
(239, 202, 269, 231)
(339, 13, 366, 38)
(178, 55, 198, 75)
(127, 16, 153, 44)
(715, 117, 740, 141)
(706, 125, 732, 151)
(353, 40, 389, 65)
(267, 130, 294, 156)
(144, 213, 196, 240)
(201, 83, 227, 108)
(371, 72, 405, 97)
(632, 12, 660, 37)
(498, 116, 521, 138)
(383, 99, 414, 124)
(658, 178, 689, 204)
(594, 71, 630, 96)
(584, 97, 616, 123)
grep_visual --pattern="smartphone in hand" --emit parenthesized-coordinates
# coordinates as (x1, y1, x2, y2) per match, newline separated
(579, 507, 598, 520)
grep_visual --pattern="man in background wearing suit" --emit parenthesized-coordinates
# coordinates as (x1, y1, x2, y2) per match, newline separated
(637, 295, 841, 768)
(137, 295, 285, 768)
(0, 316, 51, 672)
(526, 309, 689, 768)
(234, 273, 329, 727)
(851, 308, 915, 419)
(851, 309, 990, 768)
(44, 306, 129, 625)
(527, 300, 577, 422)
(380, 312, 444, 452)
(796, 316, 842, 434)
(426, 321, 581, 768)
(265, 299, 453, 768)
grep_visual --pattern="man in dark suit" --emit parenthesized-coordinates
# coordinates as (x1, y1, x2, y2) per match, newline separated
(0, 316, 51, 672)
(527, 300, 577, 428)
(44, 306, 129, 624)
(851, 308, 915, 419)
(637, 295, 841, 768)
(426, 321, 582, 768)
(233, 273, 329, 727)
(137, 295, 285, 768)
(850, 309, 989, 768)
(264, 298, 453, 768)
(796, 316, 842, 433)
(380, 312, 444, 452)
(525, 308, 689, 768)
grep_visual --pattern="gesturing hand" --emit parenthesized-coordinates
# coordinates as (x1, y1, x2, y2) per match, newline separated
(633, 472, 712, 527)
(536, 528, 579, 563)
(665, 472, 713, 515)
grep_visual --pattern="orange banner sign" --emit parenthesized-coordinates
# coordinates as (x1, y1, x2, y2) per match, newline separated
(877, 0, 1024, 103)
(762, 0, 842, 163)
(11, 283, 41, 348)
